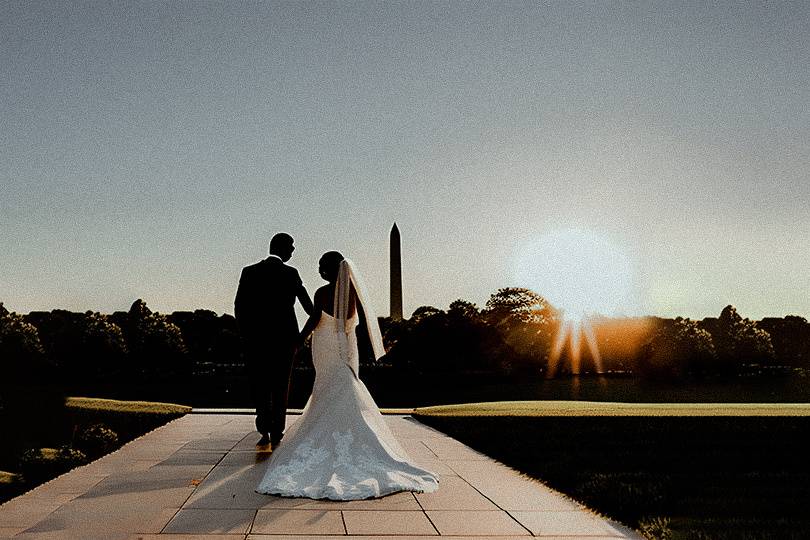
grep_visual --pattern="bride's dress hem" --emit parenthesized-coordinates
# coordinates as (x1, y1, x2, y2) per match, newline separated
(255, 264, 439, 501)
(254, 481, 438, 501)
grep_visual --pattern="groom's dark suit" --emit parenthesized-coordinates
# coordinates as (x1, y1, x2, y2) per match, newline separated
(235, 255, 305, 443)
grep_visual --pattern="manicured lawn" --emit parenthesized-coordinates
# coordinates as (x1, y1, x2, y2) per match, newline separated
(414, 400, 810, 416)
(65, 397, 191, 415)
(414, 401, 810, 540)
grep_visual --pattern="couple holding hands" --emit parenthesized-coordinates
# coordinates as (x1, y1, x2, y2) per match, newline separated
(235, 233, 437, 500)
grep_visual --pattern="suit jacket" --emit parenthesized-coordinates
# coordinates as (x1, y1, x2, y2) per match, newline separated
(235, 257, 304, 345)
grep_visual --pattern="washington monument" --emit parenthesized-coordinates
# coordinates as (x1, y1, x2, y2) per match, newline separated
(389, 223, 403, 320)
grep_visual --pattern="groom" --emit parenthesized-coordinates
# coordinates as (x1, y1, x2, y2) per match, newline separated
(235, 233, 313, 447)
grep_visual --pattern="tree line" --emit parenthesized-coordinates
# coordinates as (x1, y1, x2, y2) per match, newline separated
(2, 289, 809, 387)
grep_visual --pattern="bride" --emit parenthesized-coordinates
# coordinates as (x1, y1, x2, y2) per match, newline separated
(256, 251, 439, 500)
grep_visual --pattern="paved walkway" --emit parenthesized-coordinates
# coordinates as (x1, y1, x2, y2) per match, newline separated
(0, 414, 642, 539)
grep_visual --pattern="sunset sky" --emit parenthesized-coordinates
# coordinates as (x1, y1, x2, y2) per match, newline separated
(2, 2, 809, 321)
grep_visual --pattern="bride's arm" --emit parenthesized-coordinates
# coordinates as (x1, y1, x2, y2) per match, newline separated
(297, 284, 314, 316)
(298, 287, 326, 344)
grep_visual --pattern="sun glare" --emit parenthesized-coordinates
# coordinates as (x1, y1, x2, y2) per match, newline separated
(515, 228, 638, 320)
(515, 228, 639, 376)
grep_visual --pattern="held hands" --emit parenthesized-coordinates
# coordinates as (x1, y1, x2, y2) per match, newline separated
(296, 332, 309, 352)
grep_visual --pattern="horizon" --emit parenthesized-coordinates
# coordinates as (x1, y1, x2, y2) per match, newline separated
(3, 289, 802, 324)
(2, 2, 809, 322)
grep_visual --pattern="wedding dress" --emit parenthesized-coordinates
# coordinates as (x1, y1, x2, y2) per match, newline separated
(256, 259, 438, 500)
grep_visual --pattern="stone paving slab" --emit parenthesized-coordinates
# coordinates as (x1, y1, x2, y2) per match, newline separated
(0, 413, 642, 539)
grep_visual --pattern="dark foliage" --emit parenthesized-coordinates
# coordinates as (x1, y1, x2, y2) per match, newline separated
(0, 304, 67, 475)
(416, 415, 810, 539)
(74, 423, 119, 460)
(0, 303, 48, 381)
(2, 297, 809, 410)
(637, 318, 716, 379)
(18, 446, 88, 485)
(120, 300, 189, 379)
(713, 305, 775, 371)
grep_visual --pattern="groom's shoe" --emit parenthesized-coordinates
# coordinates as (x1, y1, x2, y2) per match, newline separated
(257, 433, 270, 446)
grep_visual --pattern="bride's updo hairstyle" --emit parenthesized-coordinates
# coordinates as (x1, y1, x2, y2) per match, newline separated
(319, 251, 345, 283)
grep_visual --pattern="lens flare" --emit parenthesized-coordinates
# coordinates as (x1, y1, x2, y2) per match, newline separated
(515, 228, 636, 376)
(515, 228, 638, 319)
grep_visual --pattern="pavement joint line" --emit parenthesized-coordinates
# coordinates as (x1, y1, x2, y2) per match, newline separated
(410, 486, 440, 536)
(248, 507, 259, 535)
(158, 419, 236, 534)
(418, 439, 440, 459)
(420, 508, 440, 536)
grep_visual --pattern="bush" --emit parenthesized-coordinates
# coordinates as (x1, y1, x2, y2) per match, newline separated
(18, 446, 87, 484)
(75, 423, 119, 459)
(638, 516, 672, 540)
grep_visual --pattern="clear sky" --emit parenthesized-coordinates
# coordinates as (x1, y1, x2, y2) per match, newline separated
(2, 1, 809, 321)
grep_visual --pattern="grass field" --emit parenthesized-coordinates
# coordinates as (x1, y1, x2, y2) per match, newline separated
(414, 400, 810, 416)
(65, 397, 191, 415)
(414, 401, 810, 540)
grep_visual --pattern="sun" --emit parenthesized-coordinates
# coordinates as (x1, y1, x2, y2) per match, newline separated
(514, 228, 638, 321)
(514, 228, 639, 376)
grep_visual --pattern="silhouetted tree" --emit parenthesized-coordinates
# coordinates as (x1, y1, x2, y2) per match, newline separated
(0, 303, 46, 379)
(410, 306, 445, 325)
(80, 311, 127, 379)
(445, 299, 506, 373)
(124, 300, 188, 378)
(484, 288, 556, 325)
(0, 304, 65, 467)
(483, 288, 558, 373)
(378, 316, 408, 352)
(447, 299, 481, 322)
(757, 315, 810, 368)
(21, 310, 127, 382)
(714, 305, 775, 372)
(397, 306, 450, 373)
(637, 317, 716, 379)
(168, 309, 241, 372)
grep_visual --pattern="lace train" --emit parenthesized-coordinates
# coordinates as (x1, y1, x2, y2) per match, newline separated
(256, 308, 438, 500)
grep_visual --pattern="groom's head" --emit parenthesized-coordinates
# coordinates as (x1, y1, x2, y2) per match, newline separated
(269, 233, 295, 262)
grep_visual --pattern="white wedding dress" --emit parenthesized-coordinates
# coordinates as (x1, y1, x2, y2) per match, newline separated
(256, 259, 438, 500)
